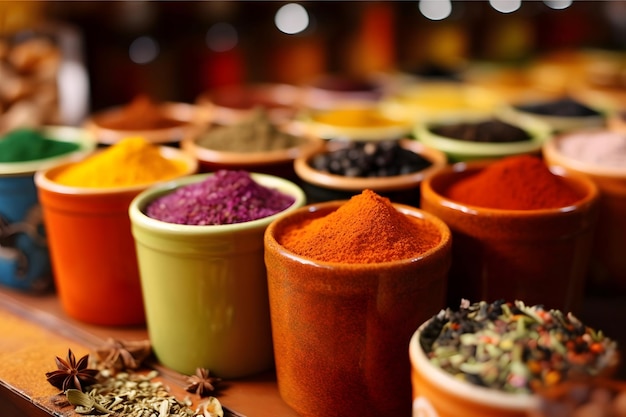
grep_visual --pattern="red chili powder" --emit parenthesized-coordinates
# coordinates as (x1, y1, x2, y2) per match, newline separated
(279, 189, 441, 263)
(444, 155, 581, 210)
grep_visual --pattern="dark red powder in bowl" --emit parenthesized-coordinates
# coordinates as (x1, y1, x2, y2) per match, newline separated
(145, 170, 296, 225)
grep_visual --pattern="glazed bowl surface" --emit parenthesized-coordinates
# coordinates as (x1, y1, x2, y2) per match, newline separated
(413, 112, 552, 162)
(543, 130, 626, 292)
(130, 172, 306, 378)
(0, 126, 96, 292)
(420, 160, 599, 313)
(264, 200, 452, 417)
(294, 138, 447, 206)
(409, 320, 539, 417)
(34, 146, 197, 325)
(84, 101, 202, 145)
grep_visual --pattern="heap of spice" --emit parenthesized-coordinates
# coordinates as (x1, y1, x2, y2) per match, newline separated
(309, 140, 432, 177)
(311, 106, 406, 128)
(555, 130, 626, 169)
(419, 299, 618, 394)
(97, 94, 186, 130)
(429, 118, 532, 143)
(195, 108, 305, 152)
(279, 189, 441, 263)
(146, 170, 295, 225)
(0, 128, 81, 162)
(52, 136, 189, 188)
(444, 155, 581, 210)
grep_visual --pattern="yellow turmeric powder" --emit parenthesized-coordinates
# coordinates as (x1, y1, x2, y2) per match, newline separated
(53, 136, 189, 188)
(312, 107, 406, 128)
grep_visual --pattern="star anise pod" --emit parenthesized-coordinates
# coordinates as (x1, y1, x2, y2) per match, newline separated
(45, 349, 99, 392)
(185, 368, 221, 398)
(95, 338, 152, 371)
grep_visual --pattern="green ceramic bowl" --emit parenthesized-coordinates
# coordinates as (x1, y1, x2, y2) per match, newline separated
(413, 112, 552, 163)
(129, 172, 306, 378)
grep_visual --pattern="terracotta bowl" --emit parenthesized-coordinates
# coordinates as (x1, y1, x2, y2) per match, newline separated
(296, 103, 415, 142)
(420, 160, 600, 314)
(84, 101, 203, 145)
(410, 314, 619, 417)
(409, 321, 539, 417)
(196, 83, 303, 125)
(34, 147, 198, 325)
(181, 125, 324, 180)
(293, 139, 447, 206)
(543, 130, 626, 292)
(264, 200, 452, 417)
(413, 111, 552, 163)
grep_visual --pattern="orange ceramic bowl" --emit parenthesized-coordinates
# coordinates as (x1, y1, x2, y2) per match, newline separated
(34, 147, 197, 325)
(543, 130, 626, 292)
(181, 124, 324, 180)
(409, 321, 539, 417)
(196, 83, 304, 126)
(294, 138, 447, 206)
(264, 200, 452, 417)
(421, 160, 599, 314)
(84, 101, 203, 145)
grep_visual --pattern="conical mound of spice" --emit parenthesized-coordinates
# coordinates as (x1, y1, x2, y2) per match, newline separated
(53, 136, 187, 188)
(445, 155, 581, 210)
(280, 189, 441, 263)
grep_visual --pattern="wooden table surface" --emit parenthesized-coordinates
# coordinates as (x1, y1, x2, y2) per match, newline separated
(2, 284, 626, 417)
(0, 286, 299, 417)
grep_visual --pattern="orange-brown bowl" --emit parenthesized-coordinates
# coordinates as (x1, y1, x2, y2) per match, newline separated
(294, 139, 447, 206)
(421, 160, 600, 313)
(264, 200, 452, 417)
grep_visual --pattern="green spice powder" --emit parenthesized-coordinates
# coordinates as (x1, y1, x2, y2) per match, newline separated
(0, 128, 80, 163)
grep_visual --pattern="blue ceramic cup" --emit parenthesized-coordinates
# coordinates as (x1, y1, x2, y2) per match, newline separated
(0, 126, 95, 292)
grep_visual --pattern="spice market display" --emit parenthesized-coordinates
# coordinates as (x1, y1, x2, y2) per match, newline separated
(0, 2, 626, 417)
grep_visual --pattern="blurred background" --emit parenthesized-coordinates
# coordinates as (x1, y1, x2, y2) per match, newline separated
(0, 0, 624, 122)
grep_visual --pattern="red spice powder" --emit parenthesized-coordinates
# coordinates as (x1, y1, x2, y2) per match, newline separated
(445, 155, 581, 210)
(279, 189, 441, 263)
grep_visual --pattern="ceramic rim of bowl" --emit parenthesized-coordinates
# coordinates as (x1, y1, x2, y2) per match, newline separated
(34, 146, 198, 195)
(422, 160, 600, 217)
(543, 131, 626, 179)
(294, 139, 448, 192)
(409, 322, 539, 411)
(129, 172, 307, 235)
(84, 102, 201, 144)
(413, 112, 552, 159)
(181, 131, 325, 166)
(501, 102, 606, 132)
(266, 200, 452, 269)
(0, 125, 97, 176)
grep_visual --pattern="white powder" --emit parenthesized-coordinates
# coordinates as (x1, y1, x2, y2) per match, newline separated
(557, 130, 626, 168)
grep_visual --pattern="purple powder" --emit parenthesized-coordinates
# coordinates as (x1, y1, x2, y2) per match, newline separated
(145, 170, 296, 225)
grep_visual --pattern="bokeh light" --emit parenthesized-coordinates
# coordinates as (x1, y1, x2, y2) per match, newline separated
(419, 0, 452, 21)
(544, 0, 573, 10)
(128, 35, 159, 64)
(274, 3, 309, 35)
(206, 22, 238, 52)
(489, 0, 521, 14)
